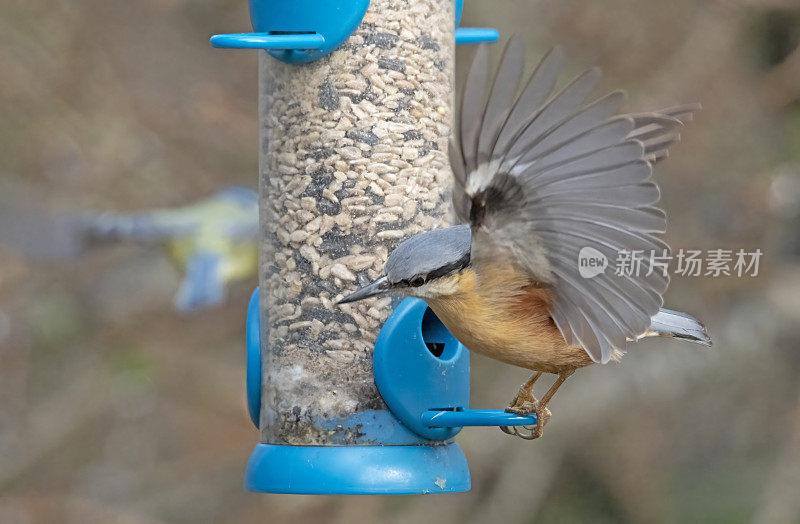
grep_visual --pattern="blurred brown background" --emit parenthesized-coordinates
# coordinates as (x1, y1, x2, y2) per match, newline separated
(2, 0, 800, 522)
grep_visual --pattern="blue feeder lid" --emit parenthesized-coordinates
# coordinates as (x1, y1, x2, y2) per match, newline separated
(211, 0, 370, 63)
(211, 0, 498, 63)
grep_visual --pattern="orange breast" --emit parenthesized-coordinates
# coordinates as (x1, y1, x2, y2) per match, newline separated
(426, 266, 594, 374)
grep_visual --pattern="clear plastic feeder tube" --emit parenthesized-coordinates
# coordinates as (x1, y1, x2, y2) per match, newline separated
(257, 0, 456, 446)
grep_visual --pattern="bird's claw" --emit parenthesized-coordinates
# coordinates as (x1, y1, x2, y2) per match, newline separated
(500, 400, 551, 440)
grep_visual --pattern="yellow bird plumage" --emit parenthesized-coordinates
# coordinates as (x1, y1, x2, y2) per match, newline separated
(88, 186, 259, 312)
(0, 185, 258, 313)
(160, 190, 258, 303)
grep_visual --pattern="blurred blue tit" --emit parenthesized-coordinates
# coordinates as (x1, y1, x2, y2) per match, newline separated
(85, 186, 258, 312)
(0, 185, 258, 313)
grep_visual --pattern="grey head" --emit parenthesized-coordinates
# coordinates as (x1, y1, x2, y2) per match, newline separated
(337, 225, 472, 304)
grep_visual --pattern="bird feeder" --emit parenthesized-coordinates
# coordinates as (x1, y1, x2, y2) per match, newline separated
(213, 0, 532, 495)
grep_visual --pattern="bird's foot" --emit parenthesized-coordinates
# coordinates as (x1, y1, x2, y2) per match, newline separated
(500, 400, 551, 440)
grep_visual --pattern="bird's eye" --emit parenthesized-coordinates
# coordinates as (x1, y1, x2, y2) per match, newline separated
(409, 276, 425, 287)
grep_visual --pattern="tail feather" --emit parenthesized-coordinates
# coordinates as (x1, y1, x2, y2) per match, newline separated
(639, 308, 712, 347)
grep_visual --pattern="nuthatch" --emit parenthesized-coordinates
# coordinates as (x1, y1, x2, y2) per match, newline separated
(0, 186, 258, 313)
(338, 38, 711, 440)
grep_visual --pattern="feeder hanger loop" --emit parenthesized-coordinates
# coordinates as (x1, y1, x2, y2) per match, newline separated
(210, 0, 499, 64)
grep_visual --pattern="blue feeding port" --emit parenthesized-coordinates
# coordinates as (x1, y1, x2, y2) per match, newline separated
(245, 289, 261, 428)
(373, 299, 536, 441)
(374, 299, 470, 442)
(211, 0, 498, 64)
(244, 295, 535, 494)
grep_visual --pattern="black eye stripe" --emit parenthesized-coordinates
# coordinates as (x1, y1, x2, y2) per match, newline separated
(389, 245, 471, 288)
(402, 276, 426, 287)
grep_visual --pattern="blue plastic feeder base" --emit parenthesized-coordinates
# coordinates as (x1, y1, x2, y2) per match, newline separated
(245, 443, 471, 495)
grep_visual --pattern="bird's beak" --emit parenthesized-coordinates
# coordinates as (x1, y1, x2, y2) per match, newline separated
(336, 276, 391, 304)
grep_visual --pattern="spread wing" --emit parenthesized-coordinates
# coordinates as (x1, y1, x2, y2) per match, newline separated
(449, 37, 699, 363)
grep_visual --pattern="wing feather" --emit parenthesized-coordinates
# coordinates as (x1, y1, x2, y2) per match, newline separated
(511, 92, 627, 168)
(477, 37, 525, 166)
(450, 41, 698, 363)
(459, 45, 490, 173)
(493, 45, 566, 160)
(504, 68, 602, 165)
